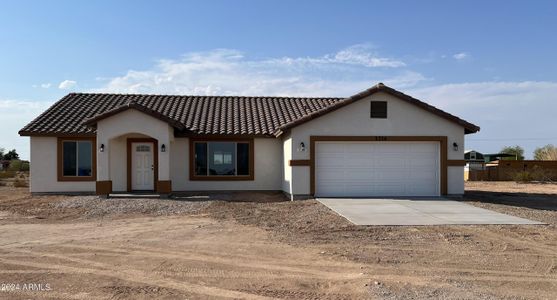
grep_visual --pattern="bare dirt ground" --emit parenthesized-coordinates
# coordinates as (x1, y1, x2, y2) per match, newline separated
(0, 181, 555, 299)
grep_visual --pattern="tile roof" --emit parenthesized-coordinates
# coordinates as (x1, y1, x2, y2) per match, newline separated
(19, 83, 480, 137)
(19, 93, 343, 137)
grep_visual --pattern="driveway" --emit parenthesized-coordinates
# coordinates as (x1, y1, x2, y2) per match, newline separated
(317, 198, 543, 225)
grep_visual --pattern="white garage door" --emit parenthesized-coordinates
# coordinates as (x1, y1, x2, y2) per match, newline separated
(315, 141, 440, 197)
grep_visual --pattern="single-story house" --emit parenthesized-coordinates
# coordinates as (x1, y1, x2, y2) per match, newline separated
(19, 83, 479, 199)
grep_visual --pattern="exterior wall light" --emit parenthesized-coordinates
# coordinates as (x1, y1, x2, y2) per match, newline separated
(298, 142, 306, 152)
(161, 144, 166, 152)
(99, 144, 105, 152)
(453, 142, 459, 151)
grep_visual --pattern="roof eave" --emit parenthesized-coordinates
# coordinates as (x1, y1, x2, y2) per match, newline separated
(277, 83, 481, 135)
(82, 103, 186, 131)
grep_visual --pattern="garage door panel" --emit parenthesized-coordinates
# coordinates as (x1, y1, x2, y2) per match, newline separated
(315, 141, 440, 197)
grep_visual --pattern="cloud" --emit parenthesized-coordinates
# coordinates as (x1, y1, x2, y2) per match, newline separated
(0, 99, 53, 160)
(408, 81, 557, 157)
(8, 46, 556, 160)
(453, 52, 469, 60)
(96, 46, 416, 97)
(58, 80, 77, 89)
(332, 44, 406, 67)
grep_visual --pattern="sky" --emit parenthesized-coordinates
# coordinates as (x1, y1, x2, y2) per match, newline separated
(1, 0, 556, 160)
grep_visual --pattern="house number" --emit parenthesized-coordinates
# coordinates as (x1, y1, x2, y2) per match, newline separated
(375, 136, 388, 141)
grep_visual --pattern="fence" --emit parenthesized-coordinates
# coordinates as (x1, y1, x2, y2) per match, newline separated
(465, 160, 557, 181)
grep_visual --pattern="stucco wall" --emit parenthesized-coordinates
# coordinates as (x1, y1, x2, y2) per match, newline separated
(108, 133, 152, 192)
(96, 109, 174, 183)
(29, 136, 95, 193)
(170, 137, 283, 191)
(282, 134, 293, 197)
(287, 91, 467, 195)
(447, 166, 465, 195)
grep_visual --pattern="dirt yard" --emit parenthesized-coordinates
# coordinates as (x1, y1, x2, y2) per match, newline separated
(0, 181, 555, 299)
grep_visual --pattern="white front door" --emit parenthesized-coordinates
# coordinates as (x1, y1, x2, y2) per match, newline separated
(315, 141, 440, 197)
(131, 142, 154, 191)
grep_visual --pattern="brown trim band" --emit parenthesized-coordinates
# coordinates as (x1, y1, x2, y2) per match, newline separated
(189, 137, 255, 181)
(447, 160, 466, 166)
(156, 180, 172, 194)
(96, 181, 112, 195)
(289, 159, 310, 166)
(127, 138, 159, 192)
(309, 136, 448, 196)
(57, 137, 97, 182)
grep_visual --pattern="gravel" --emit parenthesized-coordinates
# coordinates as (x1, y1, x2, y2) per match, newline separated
(52, 196, 211, 219)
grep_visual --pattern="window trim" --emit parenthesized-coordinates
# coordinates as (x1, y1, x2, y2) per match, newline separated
(370, 101, 388, 119)
(57, 137, 96, 182)
(189, 137, 254, 181)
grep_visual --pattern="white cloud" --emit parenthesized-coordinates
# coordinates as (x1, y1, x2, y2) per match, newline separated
(332, 44, 406, 67)
(453, 52, 469, 60)
(269, 44, 405, 68)
(408, 81, 557, 158)
(58, 80, 77, 89)
(8, 46, 556, 161)
(96, 46, 416, 97)
(0, 99, 53, 160)
(33, 83, 51, 89)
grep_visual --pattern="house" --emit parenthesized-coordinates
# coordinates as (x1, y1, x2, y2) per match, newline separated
(464, 150, 486, 181)
(19, 83, 480, 198)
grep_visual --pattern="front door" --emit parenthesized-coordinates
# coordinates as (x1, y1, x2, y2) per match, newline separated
(131, 142, 154, 191)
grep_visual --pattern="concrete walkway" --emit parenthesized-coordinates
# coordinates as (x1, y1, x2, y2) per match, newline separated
(317, 198, 543, 225)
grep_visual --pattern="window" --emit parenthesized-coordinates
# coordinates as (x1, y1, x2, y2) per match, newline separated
(370, 101, 387, 118)
(191, 140, 253, 180)
(58, 138, 95, 181)
(136, 145, 150, 152)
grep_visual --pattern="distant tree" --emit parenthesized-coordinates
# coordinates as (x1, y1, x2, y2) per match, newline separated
(3, 149, 19, 161)
(533, 144, 557, 161)
(500, 145, 525, 160)
(0, 148, 4, 160)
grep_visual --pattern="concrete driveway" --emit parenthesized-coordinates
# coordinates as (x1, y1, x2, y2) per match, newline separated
(317, 198, 543, 225)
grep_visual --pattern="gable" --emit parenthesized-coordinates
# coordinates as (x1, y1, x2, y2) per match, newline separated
(96, 109, 173, 141)
(18, 83, 479, 137)
(276, 83, 479, 135)
(289, 92, 467, 137)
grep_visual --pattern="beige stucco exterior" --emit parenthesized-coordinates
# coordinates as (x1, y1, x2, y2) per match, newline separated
(170, 138, 282, 191)
(29, 136, 95, 193)
(27, 91, 469, 196)
(285, 92, 466, 196)
(96, 109, 174, 184)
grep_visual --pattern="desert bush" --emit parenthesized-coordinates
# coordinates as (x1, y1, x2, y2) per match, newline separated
(0, 171, 16, 179)
(13, 178, 28, 188)
(513, 166, 554, 183)
(513, 171, 534, 182)
(8, 160, 29, 172)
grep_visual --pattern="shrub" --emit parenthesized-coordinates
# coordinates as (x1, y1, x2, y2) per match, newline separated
(513, 166, 554, 183)
(0, 171, 16, 179)
(8, 160, 29, 172)
(513, 171, 534, 182)
(13, 178, 28, 188)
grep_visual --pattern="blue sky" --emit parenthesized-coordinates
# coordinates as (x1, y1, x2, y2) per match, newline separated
(1, 0, 556, 159)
